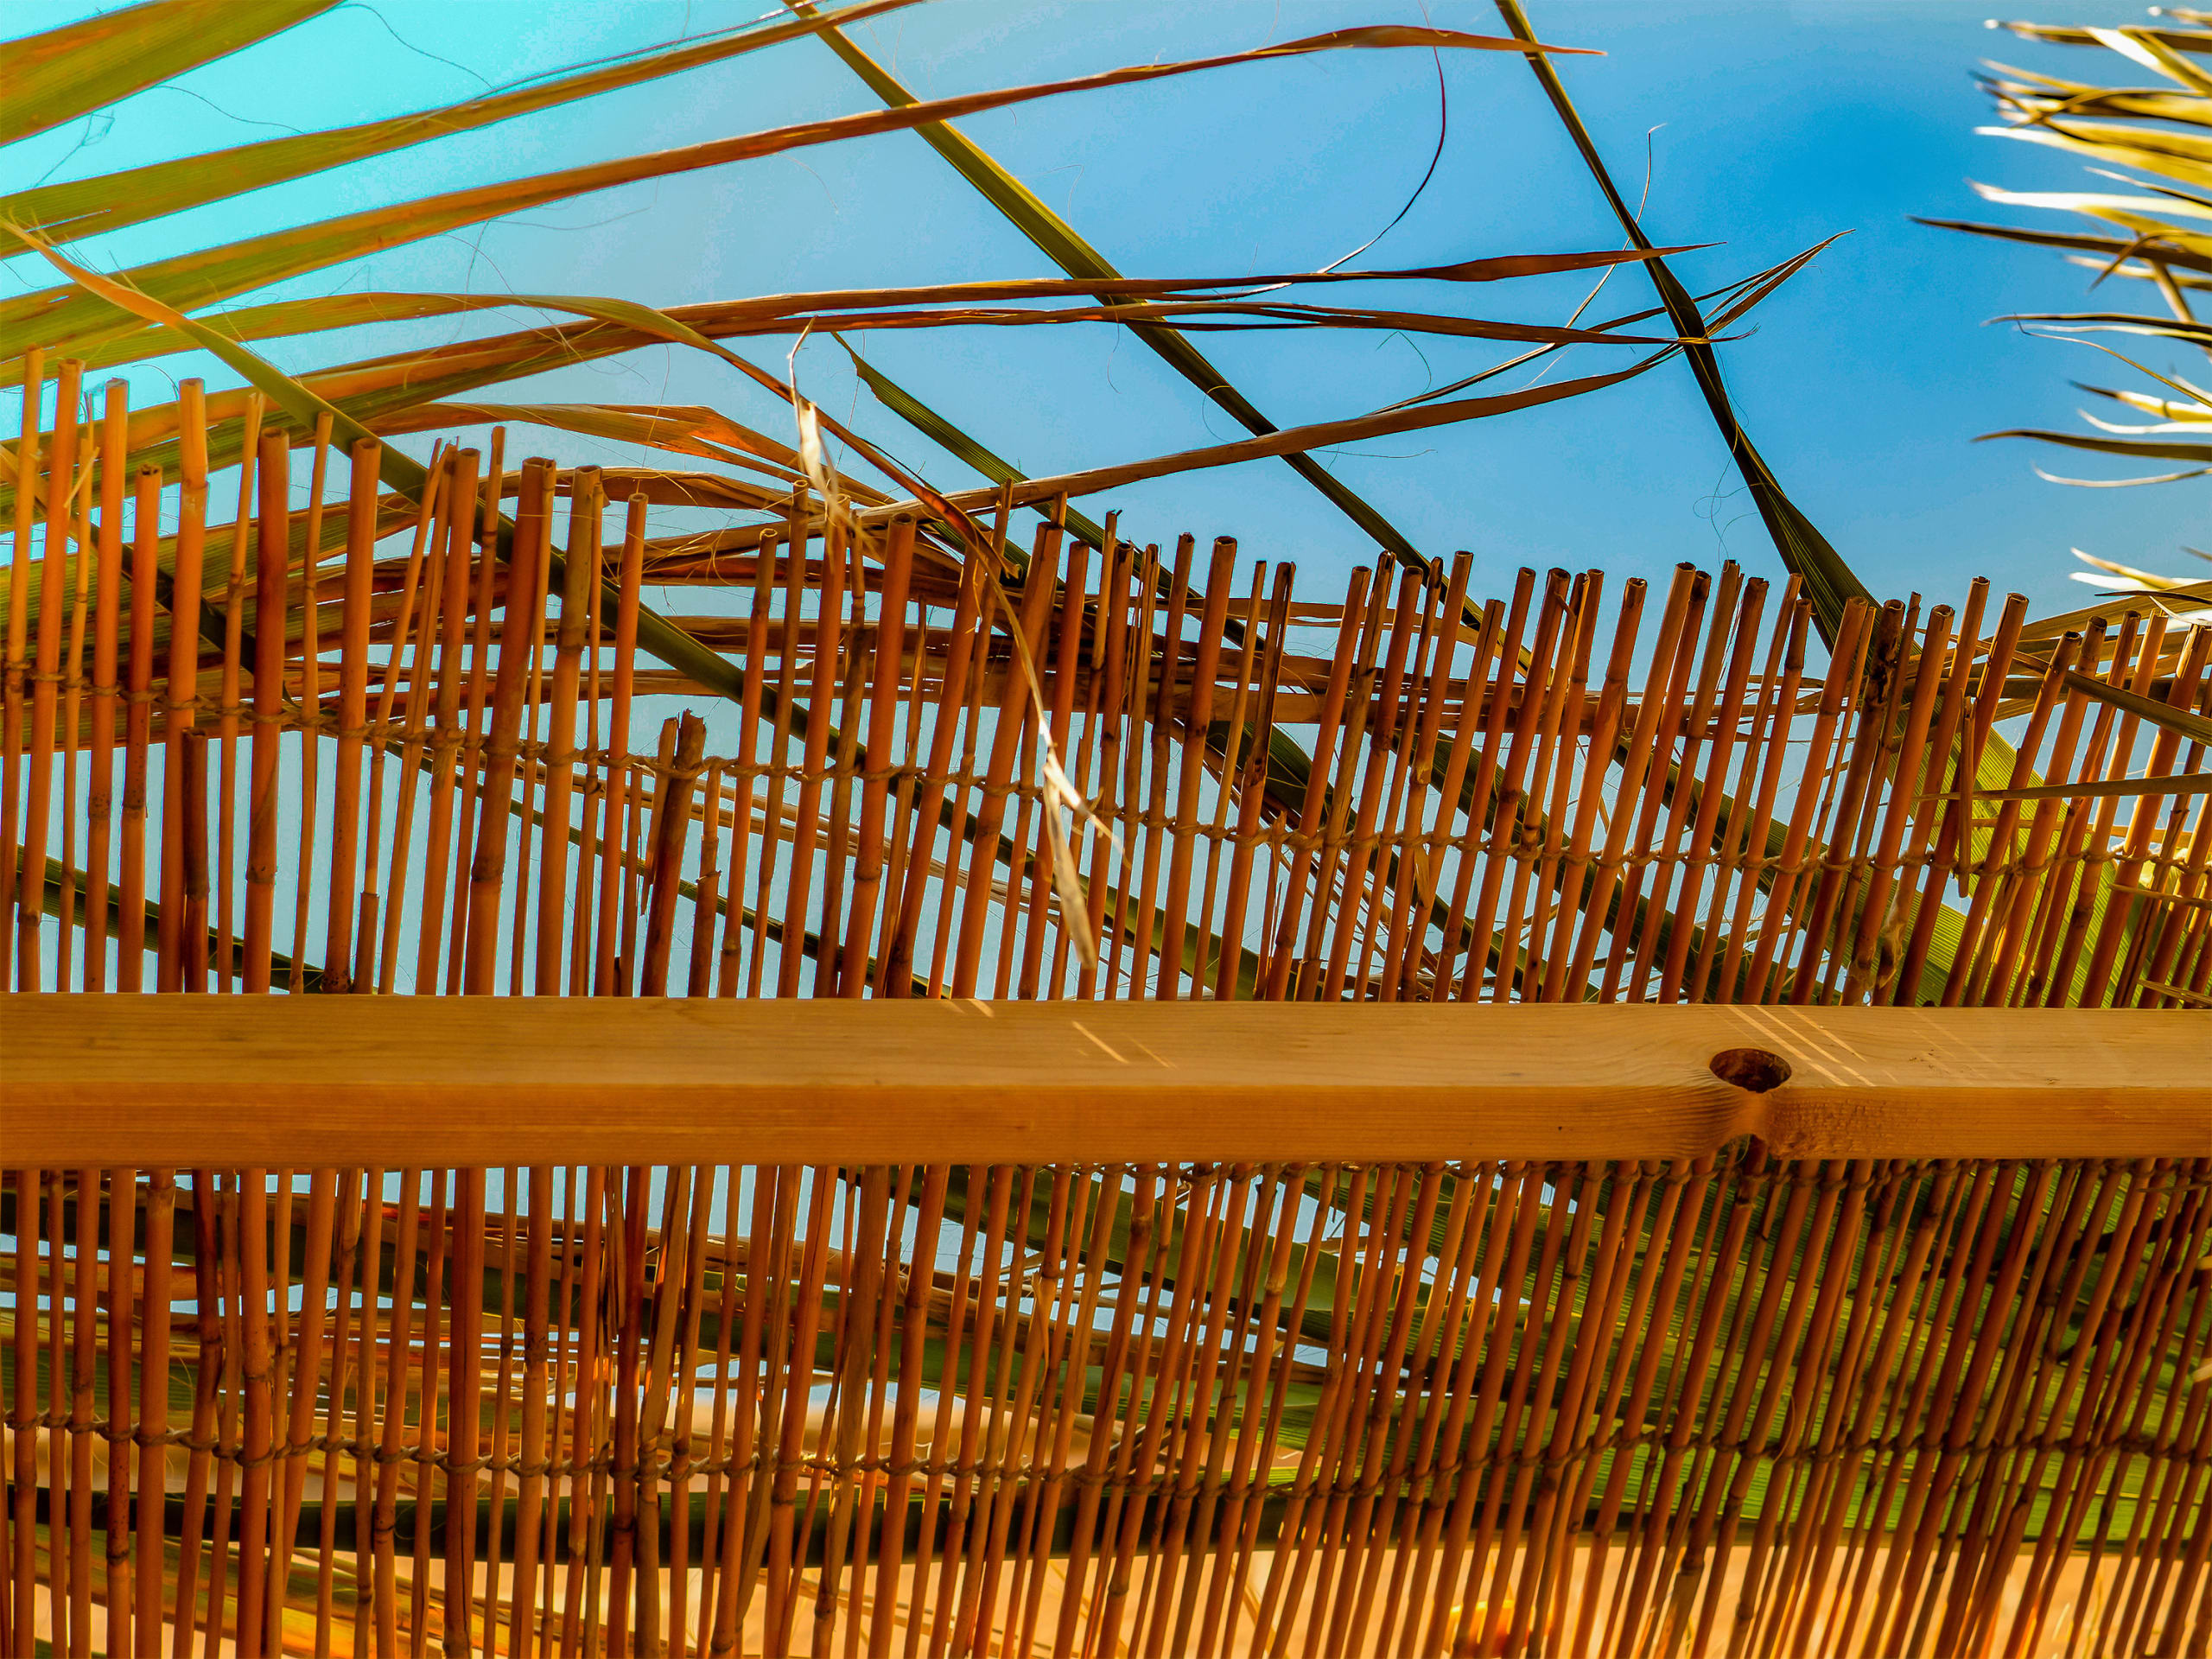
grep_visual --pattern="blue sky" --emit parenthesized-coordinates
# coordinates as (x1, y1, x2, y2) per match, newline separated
(7, 0, 2198, 618)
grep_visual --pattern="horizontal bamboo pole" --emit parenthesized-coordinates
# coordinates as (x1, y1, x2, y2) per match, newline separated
(4, 996, 2204, 1166)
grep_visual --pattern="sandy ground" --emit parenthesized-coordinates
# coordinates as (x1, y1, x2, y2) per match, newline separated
(21, 1534, 2180, 1656)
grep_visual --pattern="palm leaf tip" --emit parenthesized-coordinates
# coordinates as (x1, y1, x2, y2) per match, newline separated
(1938, 4, 2212, 540)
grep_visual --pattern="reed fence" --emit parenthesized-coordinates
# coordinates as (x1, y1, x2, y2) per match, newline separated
(3, 374, 2209, 1009)
(6, 1151, 2209, 1659)
(3, 363, 2209, 1654)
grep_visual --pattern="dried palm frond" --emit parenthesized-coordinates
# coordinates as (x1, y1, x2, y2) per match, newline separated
(1920, 7, 2212, 522)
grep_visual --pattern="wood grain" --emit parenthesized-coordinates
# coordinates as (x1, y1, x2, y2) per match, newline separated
(4, 995, 2203, 1166)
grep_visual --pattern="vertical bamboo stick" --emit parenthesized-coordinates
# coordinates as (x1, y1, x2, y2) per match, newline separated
(815, 533, 870, 1000)
(602, 1164, 649, 1657)
(159, 384, 211, 987)
(55, 414, 94, 994)
(1186, 563, 1265, 998)
(412, 448, 480, 994)
(48, 1168, 73, 1657)
(1053, 541, 1116, 999)
(1612, 566, 1727, 1004)
(288, 412, 334, 993)
(924, 532, 1007, 1002)
(474, 1169, 520, 1645)
(119, 464, 158, 993)
(692, 1166, 744, 1656)
(853, 1165, 933, 1653)
(133, 1167, 175, 1658)
(265, 1170, 336, 1654)
(369, 1174, 422, 1658)
(507, 482, 558, 996)
(408, 1172, 451, 1650)
(1366, 553, 1471, 1005)
(566, 469, 607, 998)
(507, 1164, 554, 1658)
(640, 714, 706, 996)
(1096, 537, 1153, 1001)
(1027, 538, 1094, 996)
(839, 518, 917, 994)
(1317, 570, 1425, 1001)
(321, 442, 380, 994)
(346, 1169, 385, 1656)
(214, 395, 264, 993)
(60, 1164, 95, 1658)
(180, 725, 212, 995)
(616, 747, 664, 1001)
(712, 1161, 774, 1654)
(593, 495, 645, 996)
(1213, 566, 1292, 1002)
(104, 1166, 137, 1657)
(1647, 577, 1767, 1002)
(443, 432, 505, 994)
(1435, 575, 1531, 999)
(465, 459, 550, 995)
(559, 1164, 608, 1656)
(376, 461, 458, 995)
(777, 509, 847, 998)
(531, 474, 594, 996)
(84, 380, 127, 991)
(1348, 575, 1452, 1006)
(243, 431, 289, 994)
(745, 509, 804, 998)
(686, 765, 724, 997)
(994, 667, 1044, 1002)
(445, 1164, 487, 1657)
(1158, 538, 1235, 997)
(313, 1169, 365, 1658)
(1125, 535, 1192, 997)
(637, 1165, 697, 1656)
(353, 447, 443, 992)
(16, 356, 80, 987)
(168, 1168, 220, 1656)
(10, 1170, 36, 1647)
(664, 1164, 718, 1655)
(715, 530, 776, 996)
(1077, 528, 1132, 1001)
(2, 347, 45, 988)
(1263, 568, 1370, 999)
(234, 1172, 275, 1657)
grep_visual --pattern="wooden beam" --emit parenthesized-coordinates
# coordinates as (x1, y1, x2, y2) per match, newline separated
(2, 996, 2204, 1167)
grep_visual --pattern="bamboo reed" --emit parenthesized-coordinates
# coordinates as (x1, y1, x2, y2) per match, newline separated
(3, 406, 2208, 1653)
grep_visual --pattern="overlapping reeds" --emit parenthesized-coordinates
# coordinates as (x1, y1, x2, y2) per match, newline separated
(7, 360, 2211, 1006)
(9, 1147, 2209, 1656)
(3, 369, 2207, 1652)
(3, 3, 2209, 1655)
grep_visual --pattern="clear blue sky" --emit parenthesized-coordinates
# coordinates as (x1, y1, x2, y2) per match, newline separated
(7, 0, 2197, 619)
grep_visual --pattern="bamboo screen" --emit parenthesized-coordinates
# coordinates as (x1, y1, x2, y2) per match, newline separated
(10, 1156, 2209, 1658)
(3, 387, 2209, 1654)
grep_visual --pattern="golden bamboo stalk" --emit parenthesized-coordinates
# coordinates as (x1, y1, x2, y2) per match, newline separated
(1, 349, 45, 992)
(16, 359, 81, 988)
(413, 449, 482, 997)
(286, 413, 334, 996)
